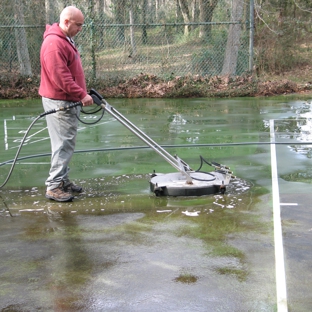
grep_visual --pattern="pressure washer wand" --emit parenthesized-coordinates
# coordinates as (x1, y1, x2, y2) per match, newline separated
(89, 88, 194, 183)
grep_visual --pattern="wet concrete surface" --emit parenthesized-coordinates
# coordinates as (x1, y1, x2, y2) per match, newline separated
(0, 181, 277, 312)
(2, 96, 312, 311)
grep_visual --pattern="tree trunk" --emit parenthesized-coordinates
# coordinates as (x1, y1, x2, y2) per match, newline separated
(155, 0, 159, 21)
(129, 0, 136, 57)
(103, 0, 113, 17)
(97, 0, 105, 48)
(178, 0, 191, 36)
(142, 0, 148, 44)
(14, 0, 32, 76)
(114, 0, 126, 45)
(199, 0, 219, 39)
(221, 0, 244, 76)
(45, 0, 57, 24)
(175, 0, 184, 34)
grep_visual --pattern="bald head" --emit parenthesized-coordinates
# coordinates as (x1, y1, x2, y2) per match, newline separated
(59, 6, 84, 38)
(60, 6, 83, 23)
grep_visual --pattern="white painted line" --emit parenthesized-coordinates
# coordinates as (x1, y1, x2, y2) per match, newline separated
(4, 119, 8, 150)
(270, 119, 288, 312)
(280, 203, 298, 206)
(10, 137, 50, 149)
(25, 127, 48, 139)
(15, 162, 50, 165)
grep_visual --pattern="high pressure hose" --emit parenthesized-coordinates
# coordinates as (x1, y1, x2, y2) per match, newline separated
(0, 100, 87, 189)
(0, 92, 108, 189)
(0, 115, 42, 189)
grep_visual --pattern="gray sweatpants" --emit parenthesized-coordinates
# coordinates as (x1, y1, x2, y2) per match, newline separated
(42, 97, 81, 190)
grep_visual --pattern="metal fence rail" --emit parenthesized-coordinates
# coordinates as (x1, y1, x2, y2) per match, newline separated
(0, 0, 253, 81)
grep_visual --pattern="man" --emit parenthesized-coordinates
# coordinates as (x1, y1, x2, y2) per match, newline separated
(39, 6, 93, 202)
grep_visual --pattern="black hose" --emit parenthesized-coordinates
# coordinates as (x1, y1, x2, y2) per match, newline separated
(77, 105, 105, 125)
(0, 101, 90, 189)
(0, 116, 41, 189)
(1, 141, 311, 168)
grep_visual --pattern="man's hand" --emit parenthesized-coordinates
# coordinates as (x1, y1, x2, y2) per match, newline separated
(81, 94, 93, 106)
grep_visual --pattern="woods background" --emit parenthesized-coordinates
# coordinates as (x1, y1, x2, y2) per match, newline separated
(0, 0, 311, 92)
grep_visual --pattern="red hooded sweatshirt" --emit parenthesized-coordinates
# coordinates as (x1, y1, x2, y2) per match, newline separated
(39, 23, 87, 102)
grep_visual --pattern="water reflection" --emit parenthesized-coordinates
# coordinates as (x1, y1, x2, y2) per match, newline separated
(291, 100, 312, 156)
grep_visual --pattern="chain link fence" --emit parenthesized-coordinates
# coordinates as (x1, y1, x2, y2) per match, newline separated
(0, 0, 253, 82)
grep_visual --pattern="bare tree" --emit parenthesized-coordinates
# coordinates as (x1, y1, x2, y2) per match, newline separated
(129, 0, 136, 56)
(45, 0, 57, 24)
(14, 0, 32, 76)
(94, 0, 113, 19)
(199, 0, 219, 39)
(114, 0, 126, 45)
(142, 0, 148, 44)
(221, 0, 244, 76)
(175, 0, 184, 34)
(191, 0, 197, 23)
(178, 0, 191, 36)
(103, 0, 113, 17)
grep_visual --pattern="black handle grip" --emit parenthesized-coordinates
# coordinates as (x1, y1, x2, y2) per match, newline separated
(89, 89, 104, 106)
(91, 94, 102, 106)
(90, 88, 103, 100)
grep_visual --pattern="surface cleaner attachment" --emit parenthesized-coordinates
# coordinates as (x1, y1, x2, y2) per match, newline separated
(90, 89, 234, 197)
